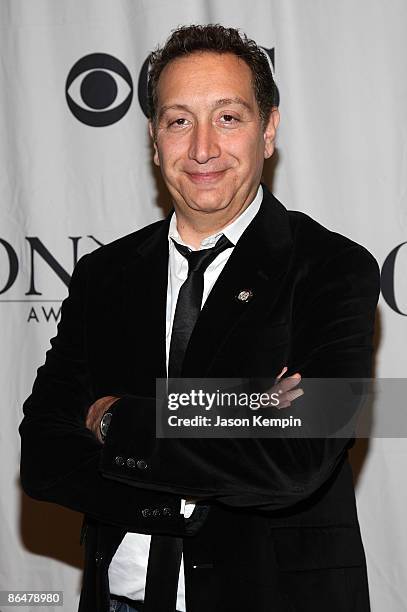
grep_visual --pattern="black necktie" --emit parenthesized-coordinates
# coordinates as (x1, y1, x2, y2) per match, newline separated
(143, 234, 232, 612)
(168, 233, 233, 378)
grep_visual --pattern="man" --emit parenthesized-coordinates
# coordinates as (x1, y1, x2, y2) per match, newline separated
(19, 24, 380, 612)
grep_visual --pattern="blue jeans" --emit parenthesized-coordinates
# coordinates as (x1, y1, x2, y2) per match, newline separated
(109, 599, 140, 612)
(110, 598, 183, 612)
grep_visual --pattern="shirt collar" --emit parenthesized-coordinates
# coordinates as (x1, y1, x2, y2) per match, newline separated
(168, 184, 263, 250)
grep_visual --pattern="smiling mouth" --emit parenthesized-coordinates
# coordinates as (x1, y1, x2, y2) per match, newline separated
(186, 170, 227, 183)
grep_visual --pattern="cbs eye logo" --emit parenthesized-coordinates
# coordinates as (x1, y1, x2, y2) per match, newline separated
(65, 53, 133, 127)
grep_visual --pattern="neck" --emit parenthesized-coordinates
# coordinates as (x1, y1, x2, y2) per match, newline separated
(173, 188, 257, 249)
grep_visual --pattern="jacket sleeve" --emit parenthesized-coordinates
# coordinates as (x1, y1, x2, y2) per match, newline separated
(99, 244, 381, 510)
(18, 255, 198, 536)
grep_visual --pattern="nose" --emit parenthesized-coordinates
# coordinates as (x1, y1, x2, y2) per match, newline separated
(188, 121, 221, 164)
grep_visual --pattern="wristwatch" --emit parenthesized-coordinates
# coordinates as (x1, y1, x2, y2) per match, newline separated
(100, 409, 113, 441)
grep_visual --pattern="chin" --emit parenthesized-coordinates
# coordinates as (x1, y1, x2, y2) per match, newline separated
(184, 187, 231, 213)
(188, 197, 228, 214)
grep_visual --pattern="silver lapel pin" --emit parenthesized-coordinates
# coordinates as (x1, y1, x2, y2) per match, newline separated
(236, 289, 253, 303)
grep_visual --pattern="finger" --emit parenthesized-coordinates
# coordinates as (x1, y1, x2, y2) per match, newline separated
(276, 387, 303, 406)
(273, 375, 301, 397)
(276, 366, 288, 379)
(285, 388, 304, 402)
(278, 387, 303, 401)
(276, 400, 291, 410)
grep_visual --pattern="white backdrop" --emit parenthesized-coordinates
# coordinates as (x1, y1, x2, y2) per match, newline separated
(1, 1, 406, 610)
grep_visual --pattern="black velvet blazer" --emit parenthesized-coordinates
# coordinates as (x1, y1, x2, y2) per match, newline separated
(19, 184, 380, 612)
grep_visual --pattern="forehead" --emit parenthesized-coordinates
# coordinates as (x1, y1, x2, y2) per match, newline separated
(156, 51, 256, 108)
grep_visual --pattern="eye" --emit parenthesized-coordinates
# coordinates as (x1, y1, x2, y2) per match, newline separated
(219, 114, 239, 126)
(169, 117, 190, 128)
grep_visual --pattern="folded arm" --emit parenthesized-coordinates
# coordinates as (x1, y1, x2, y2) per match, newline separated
(19, 256, 190, 534)
(99, 244, 381, 510)
(19, 243, 380, 519)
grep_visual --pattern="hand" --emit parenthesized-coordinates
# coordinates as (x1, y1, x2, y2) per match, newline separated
(85, 395, 121, 443)
(269, 366, 303, 409)
(184, 368, 302, 504)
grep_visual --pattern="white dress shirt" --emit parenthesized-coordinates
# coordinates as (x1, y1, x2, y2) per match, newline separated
(108, 185, 263, 611)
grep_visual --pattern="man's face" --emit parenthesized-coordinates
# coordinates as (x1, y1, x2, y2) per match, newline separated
(149, 51, 279, 216)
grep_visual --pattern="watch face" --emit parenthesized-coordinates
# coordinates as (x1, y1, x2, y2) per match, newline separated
(100, 412, 112, 438)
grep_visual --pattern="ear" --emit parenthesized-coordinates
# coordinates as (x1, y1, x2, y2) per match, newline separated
(148, 120, 160, 167)
(263, 107, 280, 159)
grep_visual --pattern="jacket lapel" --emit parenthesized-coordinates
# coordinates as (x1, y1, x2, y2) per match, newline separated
(121, 185, 293, 384)
(122, 215, 172, 388)
(182, 185, 293, 376)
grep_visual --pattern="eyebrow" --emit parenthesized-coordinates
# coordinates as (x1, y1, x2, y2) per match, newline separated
(158, 96, 253, 120)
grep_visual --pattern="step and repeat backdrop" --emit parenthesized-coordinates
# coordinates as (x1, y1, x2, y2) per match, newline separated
(0, 1, 406, 610)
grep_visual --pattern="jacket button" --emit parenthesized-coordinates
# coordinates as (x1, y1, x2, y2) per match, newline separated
(162, 507, 172, 517)
(142, 508, 151, 518)
(115, 456, 125, 466)
(152, 509, 161, 517)
(126, 457, 136, 468)
(137, 459, 148, 470)
(95, 553, 103, 566)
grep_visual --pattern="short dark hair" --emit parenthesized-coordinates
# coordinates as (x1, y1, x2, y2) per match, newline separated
(147, 24, 279, 130)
